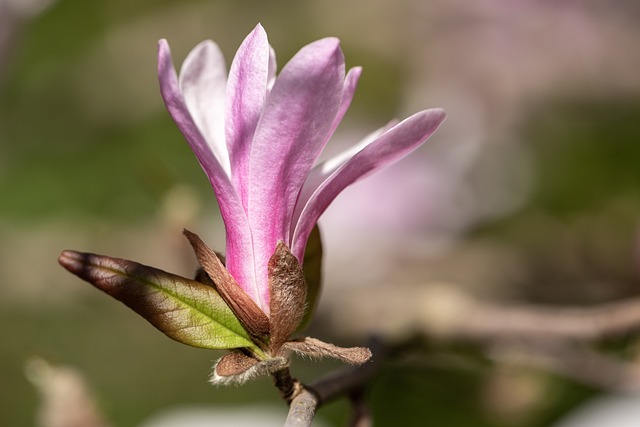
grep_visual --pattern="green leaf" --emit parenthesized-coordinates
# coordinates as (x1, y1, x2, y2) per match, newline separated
(183, 229, 270, 338)
(297, 225, 323, 332)
(59, 250, 257, 351)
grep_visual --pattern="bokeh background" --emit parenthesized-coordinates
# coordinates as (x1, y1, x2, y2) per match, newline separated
(2, 0, 640, 426)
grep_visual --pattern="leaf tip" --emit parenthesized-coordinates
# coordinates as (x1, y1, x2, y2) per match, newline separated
(58, 250, 93, 277)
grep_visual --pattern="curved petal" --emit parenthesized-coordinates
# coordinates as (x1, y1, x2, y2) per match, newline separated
(288, 66, 363, 231)
(290, 119, 397, 235)
(247, 37, 345, 286)
(326, 66, 362, 141)
(158, 40, 261, 310)
(179, 40, 230, 175)
(290, 108, 447, 260)
(226, 24, 270, 209)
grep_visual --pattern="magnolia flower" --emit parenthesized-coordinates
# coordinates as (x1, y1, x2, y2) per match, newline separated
(58, 24, 446, 385)
(158, 23, 445, 316)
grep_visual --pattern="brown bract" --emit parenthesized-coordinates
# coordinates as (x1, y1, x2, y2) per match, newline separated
(284, 337, 372, 365)
(183, 229, 270, 339)
(215, 351, 259, 377)
(269, 241, 307, 354)
(211, 352, 289, 386)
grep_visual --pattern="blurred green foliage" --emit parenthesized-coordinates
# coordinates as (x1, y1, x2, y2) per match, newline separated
(1, 0, 640, 426)
(531, 98, 640, 216)
(0, 1, 406, 425)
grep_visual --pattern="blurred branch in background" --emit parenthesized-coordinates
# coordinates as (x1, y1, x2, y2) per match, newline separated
(28, 279, 640, 426)
(286, 282, 640, 425)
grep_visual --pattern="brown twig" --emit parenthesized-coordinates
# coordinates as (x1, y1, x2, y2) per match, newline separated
(285, 390, 319, 427)
(432, 290, 640, 390)
(321, 282, 640, 350)
(323, 283, 640, 344)
(488, 341, 640, 392)
(284, 339, 384, 427)
(313, 283, 640, 406)
(462, 296, 640, 342)
(273, 368, 301, 404)
(347, 388, 372, 427)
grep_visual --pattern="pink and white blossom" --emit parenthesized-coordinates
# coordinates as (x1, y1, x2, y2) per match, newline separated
(158, 24, 445, 314)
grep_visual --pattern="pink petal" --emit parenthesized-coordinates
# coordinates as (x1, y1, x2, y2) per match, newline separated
(158, 39, 261, 310)
(291, 120, 397, 235)
(247, 37, 345, 290)
(288, 67, 363, 231)
(327, 67, 362, 140)
(179, 40, 230, 175)
(290, 108, 447, 260)
(226, 24, 270, 209)
(267, 45, 277, 92)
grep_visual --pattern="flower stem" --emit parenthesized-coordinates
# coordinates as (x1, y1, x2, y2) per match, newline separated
(272, 367, 302, 404)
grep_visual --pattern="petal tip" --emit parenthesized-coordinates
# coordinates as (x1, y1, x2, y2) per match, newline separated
(324, 36, 341, 46)
(433, 108, 447, 124)
(244, 23, 268, 45)
(323, 37, 342, 55)
(349, 66, 363, 75)
(157, 39, 173, 69)
(433, 107, 447, 118)
(158, 39, 170, 54)
(305, 36, 342, 56)
(421, 107, 447, 125)
(251, 25, 270, 51)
